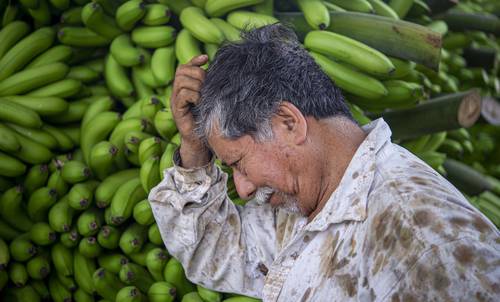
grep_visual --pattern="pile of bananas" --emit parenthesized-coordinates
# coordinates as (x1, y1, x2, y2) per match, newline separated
(0, 0, 499, 301)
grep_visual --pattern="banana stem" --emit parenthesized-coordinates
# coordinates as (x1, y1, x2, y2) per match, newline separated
(443, 159, 493, 196)
(436, 12, 500, 35)
(462, 47, 498, 70)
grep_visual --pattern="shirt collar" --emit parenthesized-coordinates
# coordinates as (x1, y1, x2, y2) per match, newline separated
(304, 118, 392, 232)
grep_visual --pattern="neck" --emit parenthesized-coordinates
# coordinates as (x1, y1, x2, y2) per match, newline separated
(307, 117, 367, 222)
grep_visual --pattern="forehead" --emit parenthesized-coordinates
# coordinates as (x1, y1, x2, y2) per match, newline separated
(207, 133, 254, 161)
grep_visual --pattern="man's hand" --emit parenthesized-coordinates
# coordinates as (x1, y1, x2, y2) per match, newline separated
(171, 54, 211, 169)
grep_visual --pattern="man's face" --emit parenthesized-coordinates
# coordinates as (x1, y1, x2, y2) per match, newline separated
(208, 130, 305, 215)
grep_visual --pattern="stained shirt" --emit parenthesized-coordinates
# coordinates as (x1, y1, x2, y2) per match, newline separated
(148, 118, 500, 302)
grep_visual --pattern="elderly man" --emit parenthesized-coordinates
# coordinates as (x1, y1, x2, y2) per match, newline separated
(149, 24, 500, 301)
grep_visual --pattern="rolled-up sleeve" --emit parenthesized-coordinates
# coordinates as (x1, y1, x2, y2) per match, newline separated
(148, 149, 277, 298)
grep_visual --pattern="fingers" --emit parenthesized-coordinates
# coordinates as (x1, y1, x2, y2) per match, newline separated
(175, 65, 206, 82)
(186, 54, 208, 67)
(171, 88, 201, 112)
(172, 75, 203, 99)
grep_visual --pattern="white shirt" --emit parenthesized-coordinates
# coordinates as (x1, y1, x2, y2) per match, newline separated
(149, 118, 500, 302)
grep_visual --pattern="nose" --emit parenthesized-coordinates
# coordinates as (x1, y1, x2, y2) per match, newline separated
(233, 170, 256, 200)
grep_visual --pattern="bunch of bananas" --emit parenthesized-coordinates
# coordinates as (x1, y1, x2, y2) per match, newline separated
(0, 0, 500, 300)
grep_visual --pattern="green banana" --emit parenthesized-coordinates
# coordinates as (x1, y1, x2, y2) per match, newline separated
(58, 26, 111, 47)
(0, 238, 9, 270)
(304, 30, 395, 76)
(98, 253, 129, 274)
(9, 262, 29, 287)
(417, 151, 446, 170)
(92, 0, 122, 15)
(81, 96, 115, 130)
(326, 0, 373, 13)
(81, 111, 122, 165)
(170, 132, 181, 146)
(175, 29, 203, 65)
(0, 21, 30, 60)
(227, 10, 278, 29)
(27, 0, 51, 27)
(6, 123, 58, 150)
(9, 129, 53, 164)
(0, 123, 21, 152)
(105, 54, 135, 98)
(125, 131, 153, 154)
(111, 34, 146, 67)
(223, 296, 261, 302)
(110, 178, 147, 225)
(30, 279, 50, 300)
(48, 196, 75, 233)
(0, 98, 43, 128)
(119, 223, 149, 255)
(26, 78, 82, 98)
(82, 2, 123, 39)
(1, 3, 19, 28)
(133, 199, 155, 225)
(388, 0, 414, 18)
(133, 67, 155, 99)
(27, 186, 58, 222)
(205, 0, 263, 17)
(205, 43, 219, 62)
(151, 46, 176, 86)
(210, 18, 241, 42)
(131, 26, 177, 48)
(109, 118, 154, 169)
(148, 281, 177, 302)
(154, 108, 177, 140)
(120, 262, 155, 293)
(133, 51, 162, 89)
(59, 125, 81, 147)
(93, 268, 126, 301)
(138, 136, 165, 164)
(48, 275, 71, 302)
(140, 156, 161, 192)
(309, 51, 388, 99)
(56, 273, 77, 292)
(2, 96, 68, 117)
(0, 151, 26, 177)
(42, 124, 74, 151)
(97, 225, 122, 249)
(297, 0, 330, 30)
(60, 6, 83, 25)
(182, 292, 204, 302)
(116, 0, 147, 31)
(160, 143, 178, 177)
(95, 169, 140, 208)
(146, 248, 169, 282)
(49, 0, 70, 10)
(0, 185, 33, 231)
(61, 160, 91, 184)
(59, 228, 80, 248)
(439, 139, 464, 156)
(68, 180, 100, 210)
(0, 62, 69, 97)
(143, 3, 171, 25)
(123, 98, 145, 120)
(323, 1, 347, 12)
(368, 0, 399, 19)
(67, 65, 100, 83)
(19, 0, 40, 9)
(164, 257, 196, 297)
(10, 233, 37, 262)
(116, 285, 144, 302)
(382, 80, 424, 105)
(422, 132, 447, 152)
(74, 250, 96, 294)
(29, 222, 57, 246)
(79, 236, 102, 258)
(47, 169, 69, 196)
(27, 254, 51, 280)
(180, 7, 224, 45)
(26, 45, 73, 69)
(77, 208, 103, 237)
(0, 217, 21, 241)
(158, 0, 191, 15)
(90, 141, 118, 180)
(45, 98, 90, 124)
(148, 223, 163, 245)
(51, 243, 73, 277)
(0, 27, 55, 82)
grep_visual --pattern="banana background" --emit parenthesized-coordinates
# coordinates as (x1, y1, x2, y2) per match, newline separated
(0, 0, 500, 301)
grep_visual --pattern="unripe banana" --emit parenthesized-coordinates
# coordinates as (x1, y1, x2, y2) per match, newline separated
(98, 253, 129, 274)
(205, 0, 263, 17)
(116, 285, 144, 302)
(151, 46, 176, 86)
(77, 208, 103, 237)
(67, 65, 100, 83)
(309, 51, 388, 100)
(90, 141, 118, 180)
(383, 79, 424, 104)
(105, 54, 135, 98)
(60, 125, 81, 147)
(60, 6, 83, 25)
(81, 96, 115, 130)
(93, 268, 126, 300)
(27, 254, 51, 280)
(0, 123, 21, 152)
(47, 170, 69, 197)
(132, 67, 155, 99)
(9, 262, 29, 287)
(110, 118, 154, 169)
(48, 196, 75, 233)
(60, 228, 80, 248)
(368, 0, 399, 19)
(79, 236, 102, 258)
(1, 3, 19, 28)
(120, 262, 155, 293)
(73, 250, 96, 295)
(57, 273, 77, 292)
(0, 98, 43, 128)
(297, 0, 330, 30)
(141, 156, 161, 192)
(133, 199, 155, 225)
(119, 223, 148, 255)
(30, 279, 50, 300)
(68, 180, 100, 210)
(46, 98, 90, 124)
(6, 123, 58, 150)
(154, 108, 177, 141)
(30, 222, 57, 246)
(226, 10, 278, 30)
(19, 0, 40, 9)
(148, 223, 163, 245)
(51, 243, 73, 277)
(164, 257, 196, 297)
(175, 29, 203, 65)
(0, 217, 20, 241)
(93, 0, 122, 15)
(81, 111, 122, 165)
(0, 238, 9, 270)
(27, 0, 51, 27)
(49, 0, 69, 10)
(111, 34, 146, 67)
(148, 281, 177, 302)
(81, 2, 122, 39)
(223, 296, 261, 302)
(158, 0, 191, 15)
(95, 169, 140, 208)
(388, 0, 414, 18)
(131, 26, 176, 48)
(61, 160, 91, 184)
(205, 43, 219, 62)
(305, 30, 395, 76)
(182, 292, 204, 302)
(116, 0, 146, 31)
(138, 136, 165, 164)
(180, 7, 224, 45)
(327, 0, 374, 13)
(170, 132, 181, 145)
(25, 45, 73, 69)
(210, 18, 240, 42)
(159, 142, 178, 178)
(110, 178, 146, 225)
(27, 186, 58, 222)
(0, 152, 26, 178)
(10, 233, 37, 262)
(97, 225, 122, 250)
(0, 21, 30, 61)
(133, 51, 162, 89)
(58, 26, 111, 47)
(146, 248, 169, 282)
(125, 131, 153, 155)
(49, 274, 72, 302)
(143, 3, 171, 25)
(42, 124, 75, 151)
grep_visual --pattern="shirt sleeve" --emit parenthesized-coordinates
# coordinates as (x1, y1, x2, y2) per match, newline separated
(382, 236, 500, 302)
(148, 148, 277, 298)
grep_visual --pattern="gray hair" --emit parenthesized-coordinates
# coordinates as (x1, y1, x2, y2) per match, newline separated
(193, 23, 352, 144)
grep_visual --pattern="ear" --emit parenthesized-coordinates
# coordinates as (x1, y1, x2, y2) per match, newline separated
(271, 101, 307, 145)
